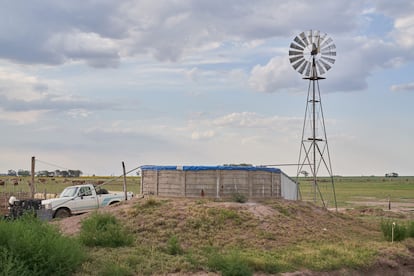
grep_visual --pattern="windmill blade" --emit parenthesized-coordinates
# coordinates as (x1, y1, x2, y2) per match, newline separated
(321, 56, 336, 64)
(319, 59, 332, 71)
(290, 42, 304, 51)
(314, 30, 321, 51)
(314, 30, 320, 39)
(290, 55, 304, 64)
(297, 60, 308, 74)
(298, 60, 311, 75)
(292, 58, 306, 70)
(308, 30, 313, 45)
(321, 45, 336, 54)
(320, 51, 336, 56)
(318, 33, 327, 46)
(289, 50, 303, 56)
(320, 37, 333, 48)
(299, 32, 310, 46)
(294, 36, 306, 48)
(305, 61, 311, 76)
(316, 60, 326, 75)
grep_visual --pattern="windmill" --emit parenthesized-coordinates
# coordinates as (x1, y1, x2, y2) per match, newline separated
(289, 30, 337, 210)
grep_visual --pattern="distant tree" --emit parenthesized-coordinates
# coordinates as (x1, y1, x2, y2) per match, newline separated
(385, 172, 399, 178)
(60, 170, 69, 177)
(7, 169, 17, 176)
(17, 169, 30, 176)
(300, 170, 309, 177)
(68, 170, 82, 177)
(37, 170, 49, 177)
(73, 170, 82, 177)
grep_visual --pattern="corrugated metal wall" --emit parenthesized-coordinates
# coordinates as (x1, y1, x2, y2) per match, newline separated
(281, 173, 298, 200)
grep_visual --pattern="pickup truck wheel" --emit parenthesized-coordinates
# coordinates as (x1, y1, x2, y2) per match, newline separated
(54, 208, 70, 218)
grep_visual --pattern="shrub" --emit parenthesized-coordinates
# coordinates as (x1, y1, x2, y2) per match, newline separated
(380, 220, 407, 242)
(407, 221, 414, 238)
(232, 193, 247, 203)
(0, 215, 85, 275)
(207, 250, 253, 276)
(79, 212, 134, 247)
(166, 235, 184, 255)
(143, 197, 161, 208)
(0, 248, 30, 276)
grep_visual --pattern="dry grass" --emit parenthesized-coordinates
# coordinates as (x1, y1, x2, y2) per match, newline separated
(52, 196, 414, 275)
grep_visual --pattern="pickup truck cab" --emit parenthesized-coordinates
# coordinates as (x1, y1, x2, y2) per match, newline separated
(41, 184, 134, 218)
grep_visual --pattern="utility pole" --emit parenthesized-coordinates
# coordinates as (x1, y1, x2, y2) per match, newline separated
(30, 156, 35, 198)
(122, 161, 128, 200)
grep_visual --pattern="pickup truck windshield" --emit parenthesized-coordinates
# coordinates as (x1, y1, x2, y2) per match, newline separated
(60, 187, 79, 198)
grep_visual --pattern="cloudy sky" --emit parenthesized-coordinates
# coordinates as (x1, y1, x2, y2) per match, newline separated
(1, 0, 413, 176)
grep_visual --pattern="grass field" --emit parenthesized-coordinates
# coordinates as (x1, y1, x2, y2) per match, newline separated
(1, 175, 413, 209)
(299, 176, 414, 210)
(0, 175, 141, 195)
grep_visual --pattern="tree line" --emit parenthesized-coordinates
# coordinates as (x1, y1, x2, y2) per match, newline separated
(3, 169, 83, 178)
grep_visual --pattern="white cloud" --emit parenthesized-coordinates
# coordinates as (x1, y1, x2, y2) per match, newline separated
(0, 67, 52, 101)
(46, 31, 120, 68)
(0, 109, 48, 124)
(249, 56, 300, 93)
(191, 130, 215, 140)
(393, 15, 414, 48)
(391, 82, 414, 92)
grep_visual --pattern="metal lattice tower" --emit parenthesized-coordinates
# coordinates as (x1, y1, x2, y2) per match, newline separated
(289, 30, 337, 210)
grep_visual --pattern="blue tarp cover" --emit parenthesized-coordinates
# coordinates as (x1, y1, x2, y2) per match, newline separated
(140, 165, 281, 173)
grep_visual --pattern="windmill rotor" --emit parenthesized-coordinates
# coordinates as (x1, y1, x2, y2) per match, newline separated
(289, 30, 336, 77)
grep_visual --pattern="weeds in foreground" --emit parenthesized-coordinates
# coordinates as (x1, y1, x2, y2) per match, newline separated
(166, 235, 184, 255)
(407, 221, 414, 238)
(0, 215, 85, 275)
(207, 249, 253, 276)
(79, 212, 134, 247)
(380, 219, 409, 242)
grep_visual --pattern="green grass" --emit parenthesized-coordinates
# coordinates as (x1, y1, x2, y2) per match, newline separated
(299, 176, 414, 208)
(0, 215, 85, 275)
(0, 175, 141, 196)
(380, 220, 407, 242)
(79, 212, 134, 247)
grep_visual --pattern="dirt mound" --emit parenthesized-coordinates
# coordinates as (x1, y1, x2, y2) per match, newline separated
(53, 197, 414, 275)
(55, 197, 375, 245)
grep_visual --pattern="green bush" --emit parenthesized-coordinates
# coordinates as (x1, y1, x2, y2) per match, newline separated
(142, 197, 163, 208)
(0, 215, 85, 275)
(0, 248, 30, 276)
(407, 221, 414, 238)
(380, 220, 407, 242)
(232, 193, 247, 203)
(207, 250, 253, 276)
(79, 212, 134, 247)
(166, 235, 184, 255)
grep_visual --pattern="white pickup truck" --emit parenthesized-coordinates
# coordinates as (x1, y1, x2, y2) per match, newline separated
(41, 184, 134, 218)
